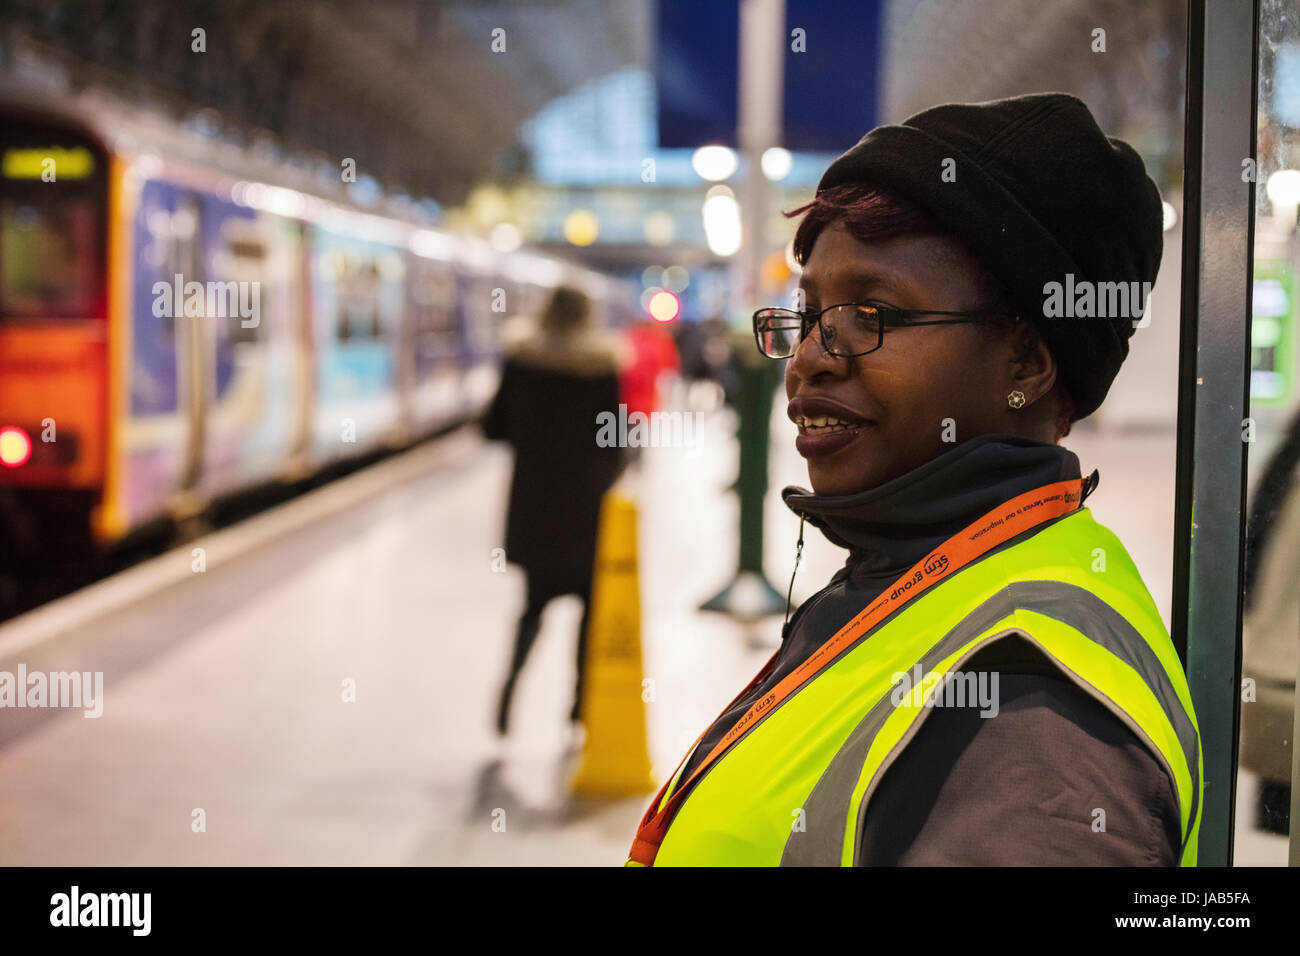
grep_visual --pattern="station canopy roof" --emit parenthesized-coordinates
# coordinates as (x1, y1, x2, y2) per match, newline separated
(1, 0, 1184, 206)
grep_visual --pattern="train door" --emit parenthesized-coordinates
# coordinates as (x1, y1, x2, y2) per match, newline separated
(458, 266, 503, 416)
(128, 177, 210, 527)
(307, 225, 405, 463)
(192, 193, 302, 500)
(394, 250, 416, 443)
(285, 218, 315, 479)
(406, 252, 463, 433)
(168, 192, 206, 515)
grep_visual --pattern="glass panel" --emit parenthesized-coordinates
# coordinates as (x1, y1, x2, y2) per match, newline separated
(1237, 0, 1300, 865)
(0, 117, 107, 320)
(0, 193, 100, 318)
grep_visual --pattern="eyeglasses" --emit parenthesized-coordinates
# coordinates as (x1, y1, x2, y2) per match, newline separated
(752, 303, 1015, 359)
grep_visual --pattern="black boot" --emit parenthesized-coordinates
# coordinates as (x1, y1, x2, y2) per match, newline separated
(497, 609, 543, 736)
(496, 677, 516, 736)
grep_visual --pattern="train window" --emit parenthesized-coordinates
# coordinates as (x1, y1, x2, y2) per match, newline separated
(334, 255, 383, 343)
(463, 275, 501, 353)
(0, 118, 107, 322)
(156, 198, 203, 344)
(226, 237, 266, 260)
(0, 193, 101, 319)
(213, 219, 267, 344)
(410, 264, 458, 361)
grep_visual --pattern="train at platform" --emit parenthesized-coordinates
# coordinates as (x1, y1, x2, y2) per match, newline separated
(0, 97, 636, 562)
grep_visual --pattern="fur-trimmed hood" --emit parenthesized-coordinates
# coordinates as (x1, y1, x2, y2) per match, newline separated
(502, 318, 630, 377)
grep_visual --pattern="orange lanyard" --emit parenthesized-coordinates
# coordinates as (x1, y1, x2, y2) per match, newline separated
(628, 475, 1090, 866)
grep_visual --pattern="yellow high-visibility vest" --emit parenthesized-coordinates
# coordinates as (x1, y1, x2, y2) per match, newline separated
(641, 507, 1202, 866)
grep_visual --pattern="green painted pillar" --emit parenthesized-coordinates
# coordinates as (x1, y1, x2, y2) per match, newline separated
(701, 334, 786, 620)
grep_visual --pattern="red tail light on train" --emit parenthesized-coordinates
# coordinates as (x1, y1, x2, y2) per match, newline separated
(0, 425, 32, 467)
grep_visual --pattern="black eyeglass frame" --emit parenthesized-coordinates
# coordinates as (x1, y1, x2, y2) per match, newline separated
(751, 303, 1018, 359)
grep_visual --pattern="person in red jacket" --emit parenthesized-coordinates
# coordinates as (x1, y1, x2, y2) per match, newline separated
(620, 318, 681, 419)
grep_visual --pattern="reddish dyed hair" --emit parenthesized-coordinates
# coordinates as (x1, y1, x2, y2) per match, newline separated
(783, 183, 1076, 440)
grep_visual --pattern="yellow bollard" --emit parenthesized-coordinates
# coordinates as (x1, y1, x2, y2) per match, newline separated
(571, 489, 657, 797)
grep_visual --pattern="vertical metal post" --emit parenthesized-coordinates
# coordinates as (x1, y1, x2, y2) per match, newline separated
(1172, 0, 1260, 866)
(735, 0, 785, 321)
(703, 0, 787, 620)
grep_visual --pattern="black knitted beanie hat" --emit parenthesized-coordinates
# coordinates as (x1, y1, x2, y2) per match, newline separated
(815, 92, 1164, 420)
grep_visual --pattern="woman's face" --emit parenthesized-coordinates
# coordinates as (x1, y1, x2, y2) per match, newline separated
(785, 220, 1025, 496)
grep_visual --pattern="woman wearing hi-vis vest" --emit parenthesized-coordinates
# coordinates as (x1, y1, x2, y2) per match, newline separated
(627, 93, 1202, 867)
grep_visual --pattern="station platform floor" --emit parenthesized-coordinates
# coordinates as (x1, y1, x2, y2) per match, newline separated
(0, 390, 1289, 865)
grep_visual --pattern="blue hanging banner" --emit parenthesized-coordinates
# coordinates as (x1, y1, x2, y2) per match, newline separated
(655, 0, 883, 152)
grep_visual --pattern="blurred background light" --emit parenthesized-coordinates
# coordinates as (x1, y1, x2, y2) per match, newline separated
(784, 238, 802, 275)
(691, 145, 738, 182)
(661, 265, 690, 292)
(489, 222, 522, 252)
(761, 147, 793, 181)
(1162, 201, 1178, 232)
(563, 209, 600, 246)
(1265, 168, 1300, 206)
(647, 289, 681, 322)
(702, 185, 741, 256)
(642, 210, 676, 246)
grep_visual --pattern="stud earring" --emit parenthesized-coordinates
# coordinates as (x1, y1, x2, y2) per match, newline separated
(1007, 389, 1026, 409)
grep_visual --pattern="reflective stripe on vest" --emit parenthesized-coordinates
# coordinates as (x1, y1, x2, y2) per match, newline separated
(650, 508, 1202, 867)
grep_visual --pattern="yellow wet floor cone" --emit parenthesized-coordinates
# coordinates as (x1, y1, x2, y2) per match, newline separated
(571, 488, 656, 797)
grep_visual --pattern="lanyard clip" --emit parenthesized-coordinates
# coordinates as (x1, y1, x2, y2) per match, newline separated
(783, 513, 806, 634)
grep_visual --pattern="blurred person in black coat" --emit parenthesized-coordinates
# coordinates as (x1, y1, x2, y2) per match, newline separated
(482, 286, 627, 735)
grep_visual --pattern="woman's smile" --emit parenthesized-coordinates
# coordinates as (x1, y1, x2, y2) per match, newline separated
(793, 421, 872, 458)
(788, 395, 874, 458)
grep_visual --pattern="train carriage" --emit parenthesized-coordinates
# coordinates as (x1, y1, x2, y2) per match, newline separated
(0, 97, 634, 567)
